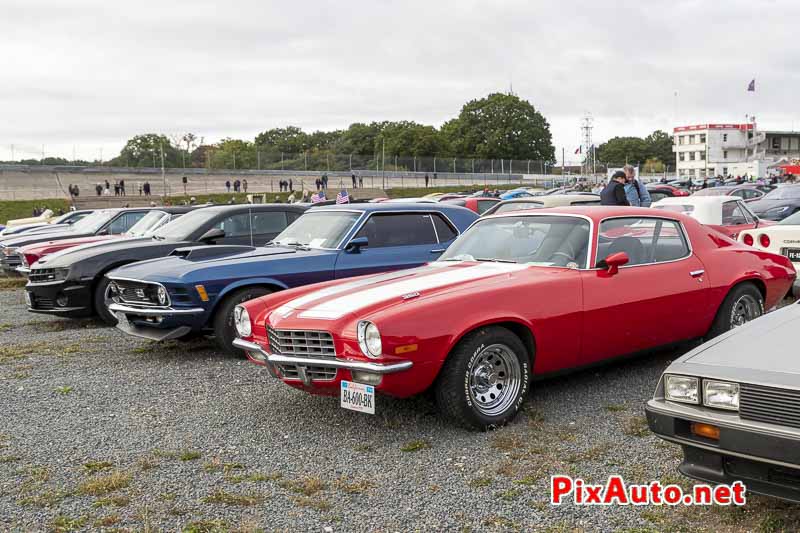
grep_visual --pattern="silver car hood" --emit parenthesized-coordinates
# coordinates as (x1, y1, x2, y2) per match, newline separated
(667, 303, 800, 390)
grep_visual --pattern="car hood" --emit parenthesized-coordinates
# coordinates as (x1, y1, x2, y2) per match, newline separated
(22, 235, 115, 255)
(0, 229, 87, 249)
(278, 261, 533, 321)
(38, 236, 161, 267)
(669, 303, 800, 388)
(109, 245, 332, 282)
(748, 198, 799, 213)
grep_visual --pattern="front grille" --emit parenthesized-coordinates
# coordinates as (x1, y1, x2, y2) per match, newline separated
(740, 383, 800, 430)
(33, 297, 55, 310)
(112, 279, 160, 306)
(268, 327, 336, 358)
(276, 363, 338, 381)
(1, 254, 22, 267)
(29, 268, 59, 283)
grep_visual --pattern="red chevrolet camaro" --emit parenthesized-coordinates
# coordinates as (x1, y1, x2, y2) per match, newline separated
(233, 206, 796, 429)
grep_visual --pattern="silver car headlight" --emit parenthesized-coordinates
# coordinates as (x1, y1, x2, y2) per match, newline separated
(703, 380, 740, 411)
(664, 374, 699, 404)
(234, 305, 252, 338)
(156, 285, 169, 306)
(357, 320, 382, 359)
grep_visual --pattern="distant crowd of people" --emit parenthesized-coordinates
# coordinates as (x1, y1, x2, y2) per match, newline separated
(224, 179, 247, 193)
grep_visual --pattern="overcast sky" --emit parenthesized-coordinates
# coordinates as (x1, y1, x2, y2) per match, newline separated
(1, 0, 798, 164)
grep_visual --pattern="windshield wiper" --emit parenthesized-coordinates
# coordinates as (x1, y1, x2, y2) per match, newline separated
(476, 258, 517, 263)
(152, 235, 165, 241)
(273, 240, 311, 251)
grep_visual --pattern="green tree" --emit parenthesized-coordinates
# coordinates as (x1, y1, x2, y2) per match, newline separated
(596, 136, 649, 166)
(111, 134, 181, 167)
(210, 138, 256, 169)
(644, 130, 674, 167)
(440, 93, 554, 161)
(254, 126, 309, 154)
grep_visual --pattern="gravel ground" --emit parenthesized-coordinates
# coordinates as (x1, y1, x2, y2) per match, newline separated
(2, 284, 800, 532)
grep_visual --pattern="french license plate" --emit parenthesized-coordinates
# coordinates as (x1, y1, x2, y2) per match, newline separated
(785, 249, 800, 262)
(24, 291, 32, 307)
(340, 380, 375, 414)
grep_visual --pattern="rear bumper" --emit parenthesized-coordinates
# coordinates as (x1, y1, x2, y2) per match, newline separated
(109, 302, 206, 341)
(646, 399, 800, 503)
(26, 280, 93, 317)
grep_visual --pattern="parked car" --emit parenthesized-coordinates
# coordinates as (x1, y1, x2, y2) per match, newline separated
(16, 207, 199, 276)
(646, 184, 690, 203)
(480, 194, 601, 216)
(499, 189, 535, 200)
(738, 210, 800, 297)
(0, 208, 160, 274)
(233, 206, 794, 429)
(652, 196, 772, 239)
(107, 203, 478, 355)
(748, 185, 800, 221)
(2, 209, 56, 229)
(646, 302, 800, 502)
(692, 185, 766, 202)
(441, 197, 500, 214)
(25, 204, 305, 324)
(0, 210, 93, 237)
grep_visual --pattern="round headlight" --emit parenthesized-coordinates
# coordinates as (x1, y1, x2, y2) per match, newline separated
(156, 286, 168, 306)
(357, 320, 382, 358)
(234, 305, 252, 338)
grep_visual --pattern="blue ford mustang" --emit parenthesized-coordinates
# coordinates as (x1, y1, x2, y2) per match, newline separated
(107, 203, 478, 354)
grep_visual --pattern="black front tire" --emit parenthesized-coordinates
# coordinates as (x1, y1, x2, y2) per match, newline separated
(213, 286, 273, 356)
(94, 277, 118, 326)
(435, 326, 531, 430)
(707, 283, 764, 339)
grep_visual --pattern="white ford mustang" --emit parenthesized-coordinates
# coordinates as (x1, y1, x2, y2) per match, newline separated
(739, 210, 800, 296)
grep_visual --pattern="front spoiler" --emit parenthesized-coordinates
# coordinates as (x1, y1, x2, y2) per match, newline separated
(232, 338, 413, 374)
(108, 303, 204, 316)
(109, 303, 203, 342)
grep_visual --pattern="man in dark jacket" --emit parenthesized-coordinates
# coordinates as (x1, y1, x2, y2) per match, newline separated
(601, 171, 630, 206)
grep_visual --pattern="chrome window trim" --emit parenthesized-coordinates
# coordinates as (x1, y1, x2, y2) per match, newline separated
(105, 275, 172, 307)
(593, 215, 693, 270)
(342, 209, 463, 250)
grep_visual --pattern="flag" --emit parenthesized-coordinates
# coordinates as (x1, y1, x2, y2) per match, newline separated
(336, 189, 350, 204)
(747, 79, 755, 92)
(575, 146, 582, 154)
(311, 191, 326, 203)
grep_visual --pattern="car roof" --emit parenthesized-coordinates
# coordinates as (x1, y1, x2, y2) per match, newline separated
(654, 196, 738, 206)
(482, 205, 689, 223)
(309, 202, 466, 213)
(189, 203, 307, 214)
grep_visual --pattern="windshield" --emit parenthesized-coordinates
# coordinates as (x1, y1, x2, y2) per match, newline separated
(494, 202, 544, 214)
(152, 209, 217, 241)
(439, 215, 591, 268)
(692, 188, 728, 197)
(272, 211, 361, 248)
(779, 211, 800, 225)
(124, 211, 168, 237)
(763, 186, 800, 200)
(654, 204, 695, 215)
(69, 210, 116, 233)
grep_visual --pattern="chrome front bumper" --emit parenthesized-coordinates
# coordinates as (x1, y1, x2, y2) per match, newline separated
(108, 303, 204, 316)
(232, 338, 413, 374)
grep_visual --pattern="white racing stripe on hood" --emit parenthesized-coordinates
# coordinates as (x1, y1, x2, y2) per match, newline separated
(273, 263, 448, 318)
(297, 262, 526, 320)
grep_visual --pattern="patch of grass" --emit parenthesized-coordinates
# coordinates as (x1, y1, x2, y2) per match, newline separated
(499, 488, 521, 501)
(0, 323, 13, 332)
(0, 277, 27, 291)
(280, 476, 326, 496)
(137, 455, 158, 470)
(92, 495, 130, 508)
(513, 475, 538, 486)
(0, 455, 20, 463)
(202, 489, 264, 506)
(400, 439, 431, 452)
(93, 514, 121, 528)
(491, 433, 525, 451)
(0, 198, 70, 227)
(50, 514, 89, 532)
(622, 415, 650, 438)
(77, 471, 131, 496)
(19, 489, 72, 507)
(604, 403, 627, 412)
(352, 443, 374, 452)
(760, 513, 788, 533)
(55, 385, 73, 395)
(25, 465, 50, 483)
(291, 496, 331, 511)
(183, 519, 228, 533)
(203, 460, 244, 473)
(226, 472, 280, 484)
(180, 450, 202, 461)
(468, 476, 493, 488)
(333, 477, 373, 494)
(566, 442, 613, 463)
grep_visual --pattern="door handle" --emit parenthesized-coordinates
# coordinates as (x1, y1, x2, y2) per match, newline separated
(690, 269, 705, 278)
(430, 248, 446, 254)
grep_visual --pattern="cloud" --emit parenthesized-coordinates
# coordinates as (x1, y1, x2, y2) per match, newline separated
(1, 0, 798, 163)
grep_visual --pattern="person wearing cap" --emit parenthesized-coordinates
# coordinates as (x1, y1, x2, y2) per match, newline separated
(601, 171, 630, 206)
(623, 164, 651, 207)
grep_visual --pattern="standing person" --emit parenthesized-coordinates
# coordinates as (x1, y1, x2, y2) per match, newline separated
(96, 183, 102, 196)
(601, 171, 630, 206)
(622, 165, 651, 207)
(351, 173, 357, 188)
(113, 182, 120, 196)
(120, 179, 126, 196)
(288, 178, 292, 192)
(359, 175, 364, 188)
(243, 178, 248, 193)
(138, 182, 143, 195)
(225, 180, 231, 193)
(104, 180, 110, 194)
(143, 181, 151, 196)
(424, 173, 429, 187)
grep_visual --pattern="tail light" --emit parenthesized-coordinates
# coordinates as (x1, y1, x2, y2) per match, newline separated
(742, 234, 754, 246)
(759, 234, 771, 248)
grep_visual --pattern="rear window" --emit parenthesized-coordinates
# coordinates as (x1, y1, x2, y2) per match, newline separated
(654, 204, 694, 215)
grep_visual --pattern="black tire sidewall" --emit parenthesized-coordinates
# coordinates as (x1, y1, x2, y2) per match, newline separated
(709, 283, 764, 338)
(214, 286, 272, 355)
(438, 327, 530, 430)
(94, 277, 118, 326)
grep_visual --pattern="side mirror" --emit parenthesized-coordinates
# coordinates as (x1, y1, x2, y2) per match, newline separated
(596, 251, 629, 276)
(199, 228, 225, 243)
(754, 216, 760, 229)
(345, 236, 369, 253)
(98, 228, 109, 236)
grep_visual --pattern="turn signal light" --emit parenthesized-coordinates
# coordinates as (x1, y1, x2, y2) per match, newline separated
(195, 284, 209, 302)
(742, 234, 754, 246)
(759, 234, 771, 248)
(690, 422, 720, 440)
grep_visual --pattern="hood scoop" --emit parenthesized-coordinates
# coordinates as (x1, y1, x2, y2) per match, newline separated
(170, 245, 256, 260)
